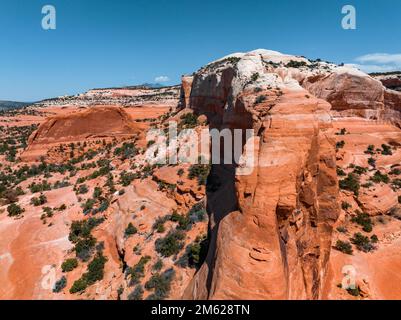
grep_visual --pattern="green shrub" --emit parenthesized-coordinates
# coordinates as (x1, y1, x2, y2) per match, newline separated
(68, 218, 104, 261)
(155, 230, 185, 257)
(152, 216, 169, 233)
(84, 252, 108, 285)
(353, 166, 367, 175)
(351, 211, 373, 233)
(78, 184, 88, 194)
(255, 95, 267, 104)
(251, 72, 259, 82)
(361, 182, 373, 189)
(286, 60, 307, 68)
(69, 278, 87, 294)
(177, 234, 209, 269)
(61, 258, 78, 272)
(368, 157, 376, 168)
(30, 193, 47, 206)
(339, 173, 360, 196)
(7, 203, 24, 216)
(152, 259, 163, 272)
(171, 211, 190, 230)
(128, 285, 144, 300)
(336, 128, 347, 136)
(364, 145, 375, 155)
(347, 286, 361, 297)
(125, 223, 137, 237)
(188, 163, 211, 185)
(68, 217, 104, 243)
(179, 113, 198, 129)
(69, 252, 107, 294)
(350, 233, 375, 252)
(337, 168, 346, 176)
(381, 144, 393, 156)
(188, 202, 207, 224)
(53, 276, 67, 293)
(153, 177, 176, 192)
(93, 187, 102, 198)
(93, 200, 109, 214)
(392, 179, 401, 189)
(120, 171, 137, 187)
(144, 268, 175, 300)
(336, 140, 345, 149)
(75, 236, 96, 261)
(114, 142, 137, 160)
(398, 196, 401, 204)
(336, 226, 347, 233)
(43, 207, 53, 217)
(82, 198, 96, 214)
(127, 255, 151, 286)
(390, 168, 401, 175)
(341, 201, 351, 210)
(334, 240, 353, 255)
(370, 171, 390, 184)
(370, 234, 379, 243)
(29, 181, 51, 193)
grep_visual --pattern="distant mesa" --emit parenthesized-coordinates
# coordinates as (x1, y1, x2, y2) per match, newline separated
(0, 100, 32, 111)
(370, 71, 401, 92)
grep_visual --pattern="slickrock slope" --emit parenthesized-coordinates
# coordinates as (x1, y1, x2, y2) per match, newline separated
(323, 119, 401, 300)
(1, 103, 209, 300)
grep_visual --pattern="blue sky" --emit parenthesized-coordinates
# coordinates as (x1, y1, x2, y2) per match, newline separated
(1, 0, 401, 101)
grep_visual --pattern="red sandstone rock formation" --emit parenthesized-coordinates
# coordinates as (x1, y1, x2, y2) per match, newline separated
(183, 50, 340, 300)
(178, 76, 194, 110)
(21, 106, 142, 161)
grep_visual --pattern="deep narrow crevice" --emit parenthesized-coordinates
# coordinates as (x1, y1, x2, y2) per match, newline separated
(116, 244, 128, 274)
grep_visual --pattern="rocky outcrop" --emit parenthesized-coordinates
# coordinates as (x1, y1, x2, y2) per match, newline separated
(383, 90, 401, 128)
(21, 106, 141, 161)
(183, 50, 340, 300)
(302, 69, 401, 128)
(303, 72, 385, 118)
(178, 76, 194, 109)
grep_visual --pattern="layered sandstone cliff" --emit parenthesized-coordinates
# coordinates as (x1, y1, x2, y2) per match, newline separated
(183, 50, 340, 299)
(182, 49, 401, 300)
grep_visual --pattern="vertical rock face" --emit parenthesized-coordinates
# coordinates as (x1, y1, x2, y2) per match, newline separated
(303, 72, 385, 117)
(183, 50, 340, 299)
(178, 76, 194, 109)
(383, 89, 401, 128)
(302, 69, 401, 128)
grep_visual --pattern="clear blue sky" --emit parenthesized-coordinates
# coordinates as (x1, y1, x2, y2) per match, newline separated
(1, 0, 401, 101)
